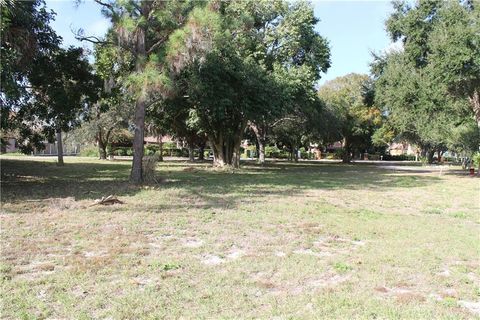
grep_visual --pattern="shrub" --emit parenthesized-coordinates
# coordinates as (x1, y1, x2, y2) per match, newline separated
(382, 154, 416, 161)
(325, 152, 337, 160)
(163, 142, 176, 150)
(142, 154, 160, 183)
(367, 154, 381, 160)
(299, 147, 314, 160)
(80, 145, 99, 157)
(114, 148, 125, 156)
(473, 152, 480, 167)
(417, 156, 427, 165)
(265, 145, 289, 159)
(334, 148, 345, 159)
(112, 147, 132, 156)
(172, 148, 188, 157)
(204, 149, 211, 159)
(265, 145, 280, 158)
(145, 144, 160, 156)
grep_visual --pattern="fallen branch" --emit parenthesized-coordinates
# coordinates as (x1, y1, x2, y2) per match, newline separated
(90, 195, 124, 206)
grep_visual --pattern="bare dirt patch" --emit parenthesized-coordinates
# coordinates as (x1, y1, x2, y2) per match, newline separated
(375, 286, 426, 303)
(308, 272, 351, 289)
(182, 238, 204, 248)
(201, 254, 225, 265)
(458, 300, 480, 316)
(293, 248, 333, 258)
(2, 158, 479, 319)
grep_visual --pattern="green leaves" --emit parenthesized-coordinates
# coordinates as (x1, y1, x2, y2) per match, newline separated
(166, 5, 224, 73)
(1, 0, 62, 146)
(376, 0, 479, 154)
(318, 74, 382, 155)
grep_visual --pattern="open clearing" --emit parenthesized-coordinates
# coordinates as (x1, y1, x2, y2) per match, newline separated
(1, 156, 479, 319)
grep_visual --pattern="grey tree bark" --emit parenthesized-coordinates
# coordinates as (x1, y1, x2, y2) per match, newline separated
(157, 134, 163, 162)
(342, 137, 351, 163)
(129, 26, 146, 184)
(188, 142, 195, 162)
(130, 95, 146, 183)
(250, 122, 266, 165)
(56, 130, 64, 166)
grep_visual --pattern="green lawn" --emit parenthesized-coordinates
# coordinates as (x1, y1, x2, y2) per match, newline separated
(1, 156, 479, 319)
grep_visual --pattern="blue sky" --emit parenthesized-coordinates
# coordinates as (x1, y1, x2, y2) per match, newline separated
(314, 1, 394, 84)
(46, 0, 395, 85)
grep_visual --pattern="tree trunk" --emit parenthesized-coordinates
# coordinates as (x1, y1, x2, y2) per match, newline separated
(225, 140, 232, 165)
(198, 144, 205, 161)
(99, 144, 107, 160)
(157, 134, 163, 162)
(468, 88, 480, 177)
(468, 88, 480, 127)
(254, 139, 260, 160)
(56, 130, 64, 166)
(97, 132, 107, 160)
(420, 148, 427, 158)
(437, 150, 443, 163)
(212, 140, 226, 167)
(130, 96, 146, 183)
(258, 142, 265, 164)
(209, 122, 246, 168)
(210, 135, 226, 167)
(231, 122, 248, 168)
(342, 137, 351, 163)
(188, 142, 195, 162)
(251, 122, 266, 165)
(232, 140, 241, 169)
(129, 26, 146, 184)
(427, 150, 435, 164)
(211, 138, 237, 167)
(294, 147, 299, 163)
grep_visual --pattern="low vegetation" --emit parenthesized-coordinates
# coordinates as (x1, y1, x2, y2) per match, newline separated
(1, 157, 479, 319)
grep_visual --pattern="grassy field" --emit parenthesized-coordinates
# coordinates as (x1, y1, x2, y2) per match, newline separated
(1, 156, 479, 319)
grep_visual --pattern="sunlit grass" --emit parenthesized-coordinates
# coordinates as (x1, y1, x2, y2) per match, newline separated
(1, 156, 479, 319)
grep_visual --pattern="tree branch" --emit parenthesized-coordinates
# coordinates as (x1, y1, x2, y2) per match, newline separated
(72, 26, 114, 46)
(76, 35, 114, 46)
(271, 117, 300, 127)
(146, 37, 167, 55)
(94, 0, 115, 13)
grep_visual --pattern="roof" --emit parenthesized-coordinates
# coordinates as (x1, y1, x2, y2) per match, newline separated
(144, 135, 174, 143)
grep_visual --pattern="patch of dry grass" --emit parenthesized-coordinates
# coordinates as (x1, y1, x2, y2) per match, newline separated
(1, 156, 479, 319)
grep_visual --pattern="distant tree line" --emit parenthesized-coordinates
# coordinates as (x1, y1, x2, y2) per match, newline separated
(2, 0, 479, 182)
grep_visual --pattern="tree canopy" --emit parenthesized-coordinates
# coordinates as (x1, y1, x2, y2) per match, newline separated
(1, 0, 61, 150)
(152, 0, 331, 167)
(372, 0, 479, 162)
(318, 73, 382, 163)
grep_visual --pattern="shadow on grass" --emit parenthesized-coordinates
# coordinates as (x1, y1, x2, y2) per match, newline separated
(1, 158, 442, 209)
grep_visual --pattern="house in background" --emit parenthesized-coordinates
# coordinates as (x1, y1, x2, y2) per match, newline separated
(33, 141, 81, 155)
(144, 134, 175, 147)
(1, 137, 18, 153)
(309, 141, 343, 160)
(387, 141, 418, 156)
(1, 137, 81, 155)
(3, 134, 177, 155)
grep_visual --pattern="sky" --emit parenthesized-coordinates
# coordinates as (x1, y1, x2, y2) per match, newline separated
(314, 1, 395, 84)
(45, 0, 395, 85)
